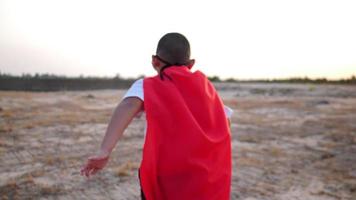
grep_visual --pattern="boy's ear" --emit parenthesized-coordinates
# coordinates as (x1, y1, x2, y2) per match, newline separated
(151, 55, 161, 67)
(186, 59, 195, 69)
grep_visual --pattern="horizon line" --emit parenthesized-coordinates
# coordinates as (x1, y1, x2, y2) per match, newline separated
(1, 71, 355, 82)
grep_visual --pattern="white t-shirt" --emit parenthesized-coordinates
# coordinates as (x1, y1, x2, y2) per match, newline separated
(123, 79, 234, 118)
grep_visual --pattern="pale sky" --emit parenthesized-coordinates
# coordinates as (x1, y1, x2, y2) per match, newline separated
(0, 0, 355, 79)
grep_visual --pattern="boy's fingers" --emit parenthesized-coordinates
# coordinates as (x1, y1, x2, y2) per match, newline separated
(80, 164, 93, 177)
(90, 168, 100, 176)
(88, 168, 99, 177)
(80, 156, 108, 177)
(80, 165, 88, 176)
(85, 168, 92, 177)
(81, 167, 88, 177)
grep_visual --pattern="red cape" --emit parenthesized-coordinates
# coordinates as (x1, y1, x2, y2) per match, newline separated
(140, 66, 231, 200)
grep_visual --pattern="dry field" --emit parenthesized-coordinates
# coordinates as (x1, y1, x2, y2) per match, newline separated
(0, 83, 355, 200)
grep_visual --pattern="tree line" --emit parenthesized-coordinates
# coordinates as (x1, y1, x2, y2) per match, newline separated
(208, 75, 356, 84)
(0, 73, 355, 91)
(0, 73, 137, 91)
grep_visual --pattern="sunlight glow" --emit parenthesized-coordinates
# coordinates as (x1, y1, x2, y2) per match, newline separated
(0, 0, 355, 79)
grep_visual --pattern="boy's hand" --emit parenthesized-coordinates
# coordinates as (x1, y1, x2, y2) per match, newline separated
(80, 149, 110, 178)
(80, 97, 143, 178)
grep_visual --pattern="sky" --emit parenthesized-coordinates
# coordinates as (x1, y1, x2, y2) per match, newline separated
(0, 0, 355, 80)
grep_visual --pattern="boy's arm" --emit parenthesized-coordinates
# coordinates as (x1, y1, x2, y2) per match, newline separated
(80, 97, 143, 177)
(100, 97, 143, 154)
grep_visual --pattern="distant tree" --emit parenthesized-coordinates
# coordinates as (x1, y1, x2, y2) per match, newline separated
(225, 77, 237, 82)
(21, 73, 32, 78)
(113, 73, 122, 80)
(208, 76, 221, 82)
(315, 78, 328, 83)
(137, 74, 145, 79)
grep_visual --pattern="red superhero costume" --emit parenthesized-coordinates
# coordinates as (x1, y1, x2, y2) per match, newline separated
(139, 65, 231, 200)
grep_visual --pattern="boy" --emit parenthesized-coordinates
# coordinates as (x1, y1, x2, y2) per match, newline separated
(81, 33, 232, 200)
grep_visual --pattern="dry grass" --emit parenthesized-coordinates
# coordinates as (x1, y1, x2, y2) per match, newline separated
(238, 135, 260, 143)
(1, 110, 14, 118)
(5, 179, 18, 189)
(268, 147, 286, 157)
(30, 169, 46, 178)
(115, 161, 140, 177)
(38, 183, 63, 196)
(33, 155, 66, 166)
(0, 173, 63, 199)
(1, 86, 355, 199)
(238, 156, 263, 167)
(0, 125, 12, 133)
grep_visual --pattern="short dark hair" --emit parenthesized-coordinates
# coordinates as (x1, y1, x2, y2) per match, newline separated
(156, 33, 191, 65)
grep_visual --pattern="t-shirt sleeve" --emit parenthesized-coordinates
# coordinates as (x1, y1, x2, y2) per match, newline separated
(224, 105, 233, 119)
(122, 78, 144, 101)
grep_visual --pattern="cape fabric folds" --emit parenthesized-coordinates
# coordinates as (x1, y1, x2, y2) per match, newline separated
(140, 66, 231, 200)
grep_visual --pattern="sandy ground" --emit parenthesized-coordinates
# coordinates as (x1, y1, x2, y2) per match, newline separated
(0, 83, 355, 200)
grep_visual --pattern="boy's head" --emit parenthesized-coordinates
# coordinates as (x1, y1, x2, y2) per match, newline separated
(152, 33, 195, 72)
